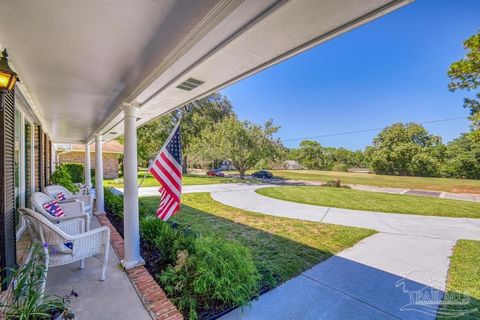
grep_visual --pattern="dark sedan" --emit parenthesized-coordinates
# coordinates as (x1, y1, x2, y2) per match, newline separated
(252, 170, 273, 179)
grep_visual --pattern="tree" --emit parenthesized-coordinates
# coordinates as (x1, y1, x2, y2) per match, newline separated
(191, 116, 282, 179)
(368, 123, 444, 176)
(135, 93, 234, 170)
(324, 147, 367, 170)
(290, 141, 325, 169)
(448, 32, 480, 138)
(443, 133, 480, 179)
(289, 141, 367, 171)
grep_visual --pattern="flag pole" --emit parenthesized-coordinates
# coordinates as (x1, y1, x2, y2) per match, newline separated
(138, 119, 182, 189)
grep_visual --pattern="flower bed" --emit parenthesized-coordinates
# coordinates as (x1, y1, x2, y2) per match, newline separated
(104, 187, 260, 320)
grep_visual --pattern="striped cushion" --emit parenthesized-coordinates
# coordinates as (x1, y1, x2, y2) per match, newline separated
(56, 192, 66, 201)
(43, 199, 65, 217)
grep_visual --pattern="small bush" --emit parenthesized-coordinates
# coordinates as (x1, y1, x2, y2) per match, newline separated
(325, 179, 341, 187)
(50, 166, 78, 193)
(159, 236, 260, 319)
(104, 187, 124, 218)
(61, 163, 84, 183)
(90, 169, 96, 186)
(140, 216, 195, 267)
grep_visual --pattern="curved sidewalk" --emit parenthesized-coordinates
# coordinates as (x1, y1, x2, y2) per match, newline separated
(207, 184, 480, 241)
(137, 184, 480, 320)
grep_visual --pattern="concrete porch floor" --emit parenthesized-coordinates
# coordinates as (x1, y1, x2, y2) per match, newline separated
(45, 217, 152, 320)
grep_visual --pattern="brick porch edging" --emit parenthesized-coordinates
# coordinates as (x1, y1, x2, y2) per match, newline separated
(96, 215, 183, 320)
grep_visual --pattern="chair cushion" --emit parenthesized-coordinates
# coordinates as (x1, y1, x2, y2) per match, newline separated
(56, 192, 66, 201)
(43, 200, 65, 217)
(49, 243, 73, 254)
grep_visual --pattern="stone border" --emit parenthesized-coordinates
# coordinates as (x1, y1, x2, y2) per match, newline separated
(97, 215, 183, 320)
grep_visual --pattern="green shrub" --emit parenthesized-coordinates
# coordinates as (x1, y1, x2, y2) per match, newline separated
(104, 187, 124, 218)
(331, 162, 348, 172)
(140, 216, 195, 267)
(61, 163, 84, 183)
(50, 166, 78, 193)
(159, 236, 260, 319)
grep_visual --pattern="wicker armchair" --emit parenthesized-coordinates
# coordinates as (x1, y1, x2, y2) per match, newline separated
(30, 192, 90, 231)
(45, 185, 93, 216)
(20, 208, 110, 281)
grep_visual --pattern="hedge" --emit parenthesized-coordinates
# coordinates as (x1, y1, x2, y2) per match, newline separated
(61, 163, 84, 183)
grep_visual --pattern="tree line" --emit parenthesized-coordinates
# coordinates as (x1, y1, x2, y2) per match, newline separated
(131, 31, 479, 179)
(288, 123, 480, 179)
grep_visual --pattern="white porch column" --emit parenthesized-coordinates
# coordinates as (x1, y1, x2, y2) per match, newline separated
(84, 143, 91, 188)
(121, 102, 144, 269)
(94, 134, 105, 215)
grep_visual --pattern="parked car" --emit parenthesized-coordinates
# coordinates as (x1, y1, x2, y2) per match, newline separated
(206, 169, 225, 177)
(252, 170, 273, 179)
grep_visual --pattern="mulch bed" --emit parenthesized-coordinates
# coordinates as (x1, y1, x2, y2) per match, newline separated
(105, 211, 163, 279)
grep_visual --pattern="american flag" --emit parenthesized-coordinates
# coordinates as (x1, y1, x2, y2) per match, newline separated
(43, 200, 65, 217)
(148, 123, 182, 221)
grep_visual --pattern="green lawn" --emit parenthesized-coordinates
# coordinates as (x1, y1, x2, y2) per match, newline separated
(263, 170, 480, 194)
(256, 186, 480, 218)
(437, 240, 480, 320)
(104, 171, 241, 188)
(139, 193, 375, 289)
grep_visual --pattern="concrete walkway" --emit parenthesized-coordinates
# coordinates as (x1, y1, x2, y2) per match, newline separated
(46, 217, 152, 320)
(136, 183, 480, 320)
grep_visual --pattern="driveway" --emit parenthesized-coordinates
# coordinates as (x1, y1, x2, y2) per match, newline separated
(135, 184, 480, 320)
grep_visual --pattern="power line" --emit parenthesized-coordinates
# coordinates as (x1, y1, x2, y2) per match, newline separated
(282, 116, 468, 142)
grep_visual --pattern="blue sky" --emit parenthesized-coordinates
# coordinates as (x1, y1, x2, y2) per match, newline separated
(221, 0, 480, 150)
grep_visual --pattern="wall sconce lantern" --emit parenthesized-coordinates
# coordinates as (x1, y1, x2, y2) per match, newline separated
(0, 49, 19, 91)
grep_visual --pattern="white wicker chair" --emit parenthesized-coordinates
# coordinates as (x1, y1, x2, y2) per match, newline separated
(30, 192, 90, 231)
(20, 208, 110, 281)
(45, 185, 94, 216)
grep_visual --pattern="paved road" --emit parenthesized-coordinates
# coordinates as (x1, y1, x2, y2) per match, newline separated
(134, 184, 480, 320)
(225, 175, 480, 202)
(351, 184, 480, 202)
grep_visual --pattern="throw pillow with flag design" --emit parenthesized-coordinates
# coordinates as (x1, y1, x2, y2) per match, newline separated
(43, 199, 65, 217)
(56, 192, 66, 201)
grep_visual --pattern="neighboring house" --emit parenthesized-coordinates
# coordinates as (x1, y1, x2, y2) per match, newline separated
(281, 160, 304, 170)
(58, 141, 123, 179)
(219, 160, 236, 171)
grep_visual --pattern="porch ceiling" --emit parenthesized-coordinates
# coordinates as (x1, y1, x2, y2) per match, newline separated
(0, 0, 412, 143)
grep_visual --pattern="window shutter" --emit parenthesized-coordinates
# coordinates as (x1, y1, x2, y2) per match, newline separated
(34, 125, 40, 191)
(25, 123, 32, 201)
(0, 90, 17, 290)
(38, 127, 44, 191)
(45, 137, 51, 185)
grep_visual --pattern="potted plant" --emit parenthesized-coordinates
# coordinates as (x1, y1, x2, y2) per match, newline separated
(0, 244, 76, 319)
